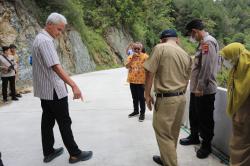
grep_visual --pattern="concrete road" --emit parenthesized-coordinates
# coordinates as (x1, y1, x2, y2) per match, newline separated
(0, 68, 226, 166)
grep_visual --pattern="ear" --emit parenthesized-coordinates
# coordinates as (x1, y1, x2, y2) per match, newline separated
(176, 38, 180, 45)
(191, 28, 196, 33)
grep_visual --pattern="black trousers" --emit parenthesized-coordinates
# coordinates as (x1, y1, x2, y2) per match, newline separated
(40, 91, 81, 156)
(130, 83, 145, 114)
(9, 75, 17, 95)
(1, 76, 16, 100)
(189, 93, 215, 143)
(0, 152, 3, 166)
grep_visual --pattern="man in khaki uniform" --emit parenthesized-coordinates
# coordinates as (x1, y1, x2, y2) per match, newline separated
(144, 29, 192, 166)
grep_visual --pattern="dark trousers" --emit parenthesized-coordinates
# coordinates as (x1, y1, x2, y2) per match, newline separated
(189, 93, 215, 143)
(9, 75, 17, 96)
(130, 83, 145, 114)
(40, 91, 81, 156)
(1, 76, 16, 100)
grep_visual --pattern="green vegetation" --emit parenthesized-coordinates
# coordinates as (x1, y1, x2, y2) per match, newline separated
(217, 67, 230, 88)
(80, 0, 174, 51)
(23, 0, 180, 68)
(172, 0, 250, 87)
(23, 0, 194, 58)
(172, 0, 250, 49)
(23, 0, 249, 87)
(95, 64, 122, 71)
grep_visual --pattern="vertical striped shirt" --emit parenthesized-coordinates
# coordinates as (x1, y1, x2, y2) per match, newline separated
(32, 30, 68, 100)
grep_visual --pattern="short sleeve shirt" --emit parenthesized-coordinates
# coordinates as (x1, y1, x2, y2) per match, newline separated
(144, 43, 192, 93)
(32, 30, 68, 100)
(126, 53, 149, 84)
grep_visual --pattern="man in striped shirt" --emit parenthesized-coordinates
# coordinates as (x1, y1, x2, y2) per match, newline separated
(32, 12, 93, 164)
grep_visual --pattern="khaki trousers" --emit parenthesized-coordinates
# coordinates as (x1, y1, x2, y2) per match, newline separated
(153, 95, 186, 166)
(230, 96, 250, 166)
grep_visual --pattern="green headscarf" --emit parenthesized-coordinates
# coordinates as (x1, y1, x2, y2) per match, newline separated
(220, 43, 250, 117)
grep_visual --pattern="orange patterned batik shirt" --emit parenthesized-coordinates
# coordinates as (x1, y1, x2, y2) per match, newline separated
(126, 53, 149, 84)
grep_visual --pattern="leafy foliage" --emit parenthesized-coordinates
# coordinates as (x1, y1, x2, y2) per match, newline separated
(172, 0, 250, 87)
(26, 0, 176, 66)
(24, 0, 248, 86)
(172, 0, 250, 49)
(80, 0, 174, 51)
(217, 67, 230, 88)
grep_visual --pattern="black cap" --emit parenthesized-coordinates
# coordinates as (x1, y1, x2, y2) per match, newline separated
(185, 19, 204, 36)
(160, 29, 178, 39)
(9, 44, 17, 49)
(2, 46, 10, 52)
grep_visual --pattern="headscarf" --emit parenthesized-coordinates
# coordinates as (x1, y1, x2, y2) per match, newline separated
(220, 42, 250, 117)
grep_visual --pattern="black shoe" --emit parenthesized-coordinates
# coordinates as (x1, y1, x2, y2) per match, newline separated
(69, 151, 93, 164)
(3, 99, 8, 103)
(16, 94, 22, 98)
(139, 114, 145, 122)
(196, 142, 211, 159)
(128, 112, 139, 118)
(196, 147, 211, 159)
(43, 147, 64, 163)
(0, 152, 4, 166)
(152, 155, 163, 165)
(179, 135, 200, 145)
(11, 97, 18, 101)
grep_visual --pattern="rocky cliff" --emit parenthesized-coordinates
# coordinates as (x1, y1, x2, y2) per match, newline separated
(0, 0, 133, 90)
(105, 27, 133, 63)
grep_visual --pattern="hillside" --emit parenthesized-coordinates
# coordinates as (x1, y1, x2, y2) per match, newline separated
(1, 0, 249, 89)
(0, 0, 176, 89)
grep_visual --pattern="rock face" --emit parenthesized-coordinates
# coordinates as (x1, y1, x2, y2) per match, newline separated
(0, 1, 133, 91)
(105, 27, 133, 63)
(0, 9, 17, 46)
(0, 1, 40, 87)
(0, 1, 96, 89)
(57, 30, 96, 74)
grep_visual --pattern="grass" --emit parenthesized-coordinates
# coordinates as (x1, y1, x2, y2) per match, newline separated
(95, 64, 122, 71)
(216, 67, 229, 88)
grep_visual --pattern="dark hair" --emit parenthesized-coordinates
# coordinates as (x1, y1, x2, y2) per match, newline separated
(2, 46, 10, 52)
(141, 47, 146, 53)
(185, 19, 204, 36)
(9, 44, 17, 49)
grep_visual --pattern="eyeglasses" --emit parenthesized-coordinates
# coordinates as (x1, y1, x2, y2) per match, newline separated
(134, 48, 141, 50)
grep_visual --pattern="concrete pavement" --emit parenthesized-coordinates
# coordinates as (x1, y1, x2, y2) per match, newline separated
(0, 68, 227, 166)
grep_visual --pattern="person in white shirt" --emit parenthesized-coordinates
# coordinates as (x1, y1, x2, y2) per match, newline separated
(0, 46, 18, 102)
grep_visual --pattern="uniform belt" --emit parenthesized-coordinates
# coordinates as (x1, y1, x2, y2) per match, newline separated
(156, 91, 185, 98)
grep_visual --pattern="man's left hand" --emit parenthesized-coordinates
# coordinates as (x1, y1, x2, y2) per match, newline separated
(72, 85, 83, 101)
(145, 94, 154, 111)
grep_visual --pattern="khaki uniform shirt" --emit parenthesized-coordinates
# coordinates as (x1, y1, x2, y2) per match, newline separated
(144, 42, 192, 93)
(190, 33, 219, 94)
